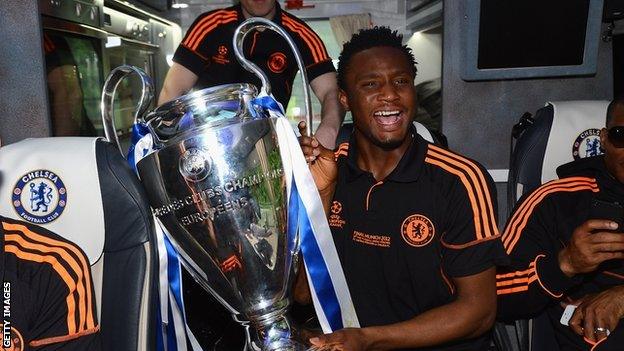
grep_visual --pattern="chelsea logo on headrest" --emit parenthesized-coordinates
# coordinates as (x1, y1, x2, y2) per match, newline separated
(572, 128, 603, 160)
(11, 170, 67, 225)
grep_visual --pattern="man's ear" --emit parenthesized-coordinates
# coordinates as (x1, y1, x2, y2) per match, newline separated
(600, 127, 608, 147)
(338, 89, 350, 111)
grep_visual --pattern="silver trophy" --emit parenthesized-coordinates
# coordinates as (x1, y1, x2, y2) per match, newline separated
(101, 18, 319, 351)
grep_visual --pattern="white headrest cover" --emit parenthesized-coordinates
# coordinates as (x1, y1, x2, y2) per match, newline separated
(0, 138, 105, 264)
(541, 100, 609, 184)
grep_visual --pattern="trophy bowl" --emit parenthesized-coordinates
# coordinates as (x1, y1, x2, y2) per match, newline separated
(137, 101, 301, 351)
(100, 17, 322, 351)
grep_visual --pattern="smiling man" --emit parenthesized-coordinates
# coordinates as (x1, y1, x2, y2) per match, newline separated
(297, 27, 508, 350)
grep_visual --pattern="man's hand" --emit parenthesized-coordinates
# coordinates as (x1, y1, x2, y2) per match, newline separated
(309, 328, 369, 351)
(566, 285, 624, 343)
(558, 220, 624, 277)
(298, 121, 337, 194)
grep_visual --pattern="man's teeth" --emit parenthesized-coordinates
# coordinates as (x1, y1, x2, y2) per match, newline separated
(374, 110, 400, 116)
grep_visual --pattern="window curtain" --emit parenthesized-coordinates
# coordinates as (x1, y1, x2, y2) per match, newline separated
(329, 13, 371, 47)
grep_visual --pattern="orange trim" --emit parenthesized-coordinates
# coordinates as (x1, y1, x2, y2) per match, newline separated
(190, 16, 238, 51)
(502, 178, 598, 254)
(180, 43, 210, 61)
(3, 222, 95, 330)
(428, 145, 498, 240)
(502, 177, 597, 243)
(440, 267, 455, 295)
(5, 244, 79, 334)
(602, 270, 624, 280)
(532, 254, 564, 298)
(584, 336, 597, 347)
(306, 58, 333, 70)
(425, 156, 482, 238)
(249, 31, 259, 56)
(365, 181, 383, 211)
(440, 233, 502, 249)
(590, 335, 608, 350)
(183, 10, 237, 49)
(496, 260, 538, 295)
(29, 325, 100, 347)
(281, 14, 328, 63)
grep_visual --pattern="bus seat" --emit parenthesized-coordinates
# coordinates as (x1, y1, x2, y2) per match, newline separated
(501, 100, 609, 351)
(0, 137, 157, 351)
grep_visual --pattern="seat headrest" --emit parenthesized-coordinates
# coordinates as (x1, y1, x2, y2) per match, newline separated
(0, 137, 105, 264)
(540, 100, 608, 183)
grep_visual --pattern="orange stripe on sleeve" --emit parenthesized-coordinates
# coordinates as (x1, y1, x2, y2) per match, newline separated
(496, 262, 538, 295)
(3, 222, 96, 330)
(429, 146, 498, 239)
(184, 12, 238, 51)
(5, 244, 79, 334)
(281, 15, 327, 63)
(426, 147, 498, 241)
(183, 10, 227, 46)
(502, 178, 598, 254)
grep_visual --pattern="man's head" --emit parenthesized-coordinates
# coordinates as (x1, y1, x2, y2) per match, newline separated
(337, 27, 418, 150)
(239, 0, 277, 19)
(601, 97, 624, 183)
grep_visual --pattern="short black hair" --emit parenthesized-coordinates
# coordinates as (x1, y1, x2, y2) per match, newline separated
(337, 26, 418, 90)
(606, 95, 624, 127)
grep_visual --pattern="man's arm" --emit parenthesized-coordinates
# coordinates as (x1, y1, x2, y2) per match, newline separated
(497, 184, 624, 321)
(157, 63, 199, 106)
(309, 72, 344, 150)
(310, 268, 497, 350)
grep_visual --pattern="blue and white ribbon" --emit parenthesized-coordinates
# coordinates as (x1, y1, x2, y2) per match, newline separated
(127, 124, 202, 351)
(263, 95, 360, 332)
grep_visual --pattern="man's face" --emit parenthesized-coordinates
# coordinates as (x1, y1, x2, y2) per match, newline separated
(240, 0, 276, 18)
(339, 47, 416, 150)
(601, 103, 624, 183)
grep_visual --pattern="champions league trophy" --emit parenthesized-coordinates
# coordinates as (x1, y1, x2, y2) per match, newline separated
(101, 18, 319, 351)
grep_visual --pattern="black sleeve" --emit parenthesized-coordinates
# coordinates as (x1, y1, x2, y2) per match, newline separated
(496, 184, 583, 321)
(23, 226, 102, 350)
(440, 160, 509, 278)
(172, 10, 234, 75)
(280, 13, 335, 81)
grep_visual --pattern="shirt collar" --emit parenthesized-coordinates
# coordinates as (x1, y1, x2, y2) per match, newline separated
(345, 125, 428, 183)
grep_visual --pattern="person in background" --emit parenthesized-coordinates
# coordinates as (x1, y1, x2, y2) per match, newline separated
(497, 98, 624, 350)
(0, 214, 102, 350)
(159, 0, 344, 149)
(297, 26, 508, 350)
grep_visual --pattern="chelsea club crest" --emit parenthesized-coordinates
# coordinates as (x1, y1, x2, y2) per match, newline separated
(572, 128, 603, 160)
(12, 170, 67, 224)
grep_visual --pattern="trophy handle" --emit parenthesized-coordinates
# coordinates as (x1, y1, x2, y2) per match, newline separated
(101, 65, 155, 155)
(233, 17, 314, 136)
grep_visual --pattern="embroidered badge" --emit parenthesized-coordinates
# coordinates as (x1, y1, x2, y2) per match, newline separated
(572, 128, 602, 160)
(401, 214, 435, 247)
(12, 170, 67, 225)
(268, 52, 287, 73)
(212, 44, 230, 64)
(329, 201, 346, 229)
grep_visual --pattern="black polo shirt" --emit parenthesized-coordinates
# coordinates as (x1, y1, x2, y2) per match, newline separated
(330, 132, 508, 350)
(173, 3, 335, 108)
(0, 216, 101, 350)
